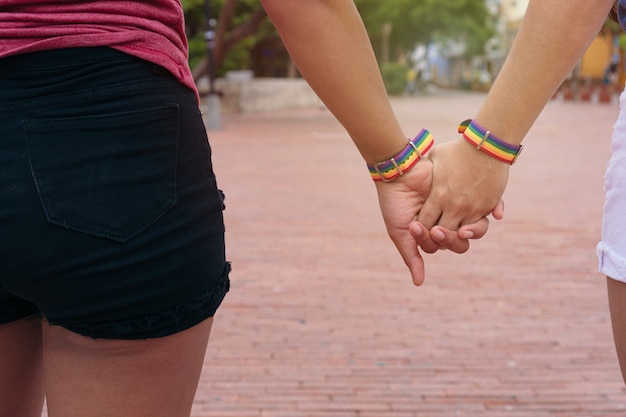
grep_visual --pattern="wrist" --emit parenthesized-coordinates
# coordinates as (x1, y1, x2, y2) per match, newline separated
(366, 129, 434, 182)
(458, 119, 523, 165)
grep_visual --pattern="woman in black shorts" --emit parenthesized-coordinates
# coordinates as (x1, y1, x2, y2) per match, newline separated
(0, 1, 486, 416)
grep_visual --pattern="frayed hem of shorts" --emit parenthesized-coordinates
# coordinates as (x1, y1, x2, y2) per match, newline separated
(51, 262, 231, 339)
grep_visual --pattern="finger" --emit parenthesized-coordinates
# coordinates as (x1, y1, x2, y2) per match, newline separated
(415, 197, 442, 231)
(409, 221, 440, 254)
(407, 251, 426, 287)
(458, 217, 490, 240)
(430, 226, 470, 253)
(436, 205, 477, 232)
(389, 228, 427, 286)
(491, 199, 505, 220)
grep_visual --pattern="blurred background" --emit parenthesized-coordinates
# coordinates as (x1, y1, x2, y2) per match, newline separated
(183, 0, 626, 111)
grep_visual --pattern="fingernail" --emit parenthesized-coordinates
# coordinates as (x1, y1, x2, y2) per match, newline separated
(432, 230, 445, 241)
(411, 223, 422, 236)
(463, 231, 474, 239)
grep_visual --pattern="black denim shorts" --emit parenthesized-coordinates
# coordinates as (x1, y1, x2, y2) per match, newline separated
(0, 47, 229, 339)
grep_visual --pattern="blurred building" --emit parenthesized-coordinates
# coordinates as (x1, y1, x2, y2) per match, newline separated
(487, 0, 622, 100)
(485, 0, 529, 74)
(412, 0, 529, 89)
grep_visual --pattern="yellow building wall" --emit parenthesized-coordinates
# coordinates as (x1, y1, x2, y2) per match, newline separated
(580, 34, 613, 79)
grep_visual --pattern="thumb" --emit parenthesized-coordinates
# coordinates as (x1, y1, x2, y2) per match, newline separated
(491, 199, 505, 220)
(406, 250, 426, 286)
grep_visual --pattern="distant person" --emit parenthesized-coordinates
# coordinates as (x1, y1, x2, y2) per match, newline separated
(405, 67, 418, 95)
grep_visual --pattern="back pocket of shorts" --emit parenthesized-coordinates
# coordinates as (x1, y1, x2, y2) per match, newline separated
(22, 104, 179, 243)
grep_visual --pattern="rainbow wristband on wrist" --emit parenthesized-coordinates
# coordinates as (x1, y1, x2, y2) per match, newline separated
(367, 129, 434, 182)
(458, 119, 523, 165)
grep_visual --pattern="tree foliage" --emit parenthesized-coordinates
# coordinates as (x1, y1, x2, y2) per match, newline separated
(181, 0, 495, 79)
(181, 0, 272, 80)
(355, 0, 494, 58)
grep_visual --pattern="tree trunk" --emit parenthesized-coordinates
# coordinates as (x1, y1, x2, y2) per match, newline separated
(192, 0, 268, 82)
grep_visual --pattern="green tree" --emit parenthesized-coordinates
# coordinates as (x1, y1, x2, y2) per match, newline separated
(181, 0, 271, 80)
(355, 0, 495, 59)
(181, 0, 494, 80)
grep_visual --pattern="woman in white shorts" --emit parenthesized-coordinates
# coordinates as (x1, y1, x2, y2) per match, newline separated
(411, 0, 626, 385)
(599, 84, 626, 382)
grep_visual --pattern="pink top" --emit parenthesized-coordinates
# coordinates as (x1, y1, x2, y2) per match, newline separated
(0, 0, 197, 96)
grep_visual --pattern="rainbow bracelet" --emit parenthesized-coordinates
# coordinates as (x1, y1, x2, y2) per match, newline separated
(367, 129, 434, 182)
(458, 119, 523, 165)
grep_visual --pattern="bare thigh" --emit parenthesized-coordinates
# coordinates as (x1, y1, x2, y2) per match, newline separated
(0, 318, 45, 417)
(43, 317, 213, 417)
(607, 277, 626, 383)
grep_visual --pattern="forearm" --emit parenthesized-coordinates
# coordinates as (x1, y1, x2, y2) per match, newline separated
(475, 0, 615, 145)
(416, 0, 615, 231)
(260, 0, 407, 163)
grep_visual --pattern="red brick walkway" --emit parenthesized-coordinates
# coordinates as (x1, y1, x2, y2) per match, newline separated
(195, 91, 626, 417)
(40, 91, 626, 416)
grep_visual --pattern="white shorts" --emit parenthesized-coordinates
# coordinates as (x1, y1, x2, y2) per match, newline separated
(598, 90, 626, 282)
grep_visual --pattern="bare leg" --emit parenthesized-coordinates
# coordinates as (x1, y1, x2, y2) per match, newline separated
(607, 277, 626, 384)
(43, 317, 213, 417)
(0, 318, 45, 417)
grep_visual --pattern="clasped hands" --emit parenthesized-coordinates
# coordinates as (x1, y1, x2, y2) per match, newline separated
(375, 137, 510, 286)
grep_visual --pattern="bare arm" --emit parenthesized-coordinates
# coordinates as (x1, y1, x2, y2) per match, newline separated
(416, 0, 615, 232)
(478, 0, 614, 144)
(259, 0, 490, 284)
(259, 0, 407, 163)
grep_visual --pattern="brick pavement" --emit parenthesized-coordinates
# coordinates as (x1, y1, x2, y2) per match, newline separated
(193, 91, 626, 417)
(41, 91, 626, 416)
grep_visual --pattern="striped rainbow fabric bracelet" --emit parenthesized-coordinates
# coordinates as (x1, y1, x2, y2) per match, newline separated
(367, 129, 434, 182)
(458, 119, 522, 165)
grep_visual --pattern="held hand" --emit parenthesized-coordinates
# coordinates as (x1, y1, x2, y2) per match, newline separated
(375, 158, 432, 286)
(416, 139, 510, 232)
(410, 198, 504, 251)
(375, 156, 494, 286)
